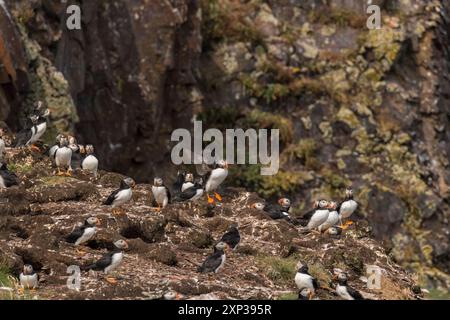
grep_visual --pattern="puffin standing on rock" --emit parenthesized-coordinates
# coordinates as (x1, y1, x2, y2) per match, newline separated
(104, 177, 136, 215)
(318, 201, 340, 233)
(49, 134, 64, 159)
(334, 272, 365, 300)
(337, 189, 358, 228)
(173, 178, 204, 203)
(54, 136, 73, 176)
(68, 136, 85, 171)
(219, 224, 241, 250)
(299, 200, 330, 233)
(151, 177, 171, 211)
(294, 263, 318, 299)
(0, 163, 19, 188)
(82, 145, 99, 178)
(172, 171, 185, 197)
(19, 264, 38, 291)
(66, 217, 101, 254)
(83, 239, 128, 284)
(197, 242, 227, 273)
(205, 160, 228, 204)
(182, 173, 195, 192)
(14, 102, 50, 150)
(251, 198, 295, 223)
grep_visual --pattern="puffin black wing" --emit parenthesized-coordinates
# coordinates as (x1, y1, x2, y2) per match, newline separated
(84, 252, 114, 271)
(164, 185, 171, 204)
(263, 203, 285, 219)
(13, 128, 33, 147)
(66, 226, 86, 243)
(312, 277, 319, 290)
(103, 189, 120, 205)
(173, 187, 197, 202)
(220, 229, 240, 249)
(347, 286, 364, 300)
(172, 172, 185, 196)
(197, 251, 222, 273)
(0, 165, 19, 187)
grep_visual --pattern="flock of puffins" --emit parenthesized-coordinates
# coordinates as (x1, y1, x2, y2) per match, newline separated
(0, 102, 364, 300)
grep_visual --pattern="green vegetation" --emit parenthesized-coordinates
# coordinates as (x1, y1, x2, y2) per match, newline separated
(257, 254, 298, 285)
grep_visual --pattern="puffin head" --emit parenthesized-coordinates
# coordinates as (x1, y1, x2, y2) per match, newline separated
(86, 217, 101, 227)
(345, 189, 353, 198)
(85, 145, 95, 155)
(216, 160, 228, 169)
(153, 177, 164, 187)
(185, 173, 194, 183)
(78, 145, 86, 154)
(251, 202, 265, 210)
(314, 199, 328, 209)
(335, 272, 348, 285)
(299, 288, 313, 300)
(296, 262, 309, 273)
(215, 241, 227, 252)
(327, 201, 337, 210)
(163, 290, 182, 300)
(278, 198, 291, 208)
(114, 239, 129, 250)
(23, 264, 34, 275)
(59, 136, 69, 147)
(124, 177, 136, 189)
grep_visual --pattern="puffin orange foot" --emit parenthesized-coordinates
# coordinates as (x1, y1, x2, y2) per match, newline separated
(214, 192, 222, 201)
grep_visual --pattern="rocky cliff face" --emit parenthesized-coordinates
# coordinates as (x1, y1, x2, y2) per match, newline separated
(0, 0, 449, 293)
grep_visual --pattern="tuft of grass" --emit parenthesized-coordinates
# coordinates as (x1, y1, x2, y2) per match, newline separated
(257, 255, 298, 285)
(278, 292, 298, 300)
(7, 163, 33, 175)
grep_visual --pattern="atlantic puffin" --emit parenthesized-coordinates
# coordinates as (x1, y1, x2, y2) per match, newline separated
(68, 136, 85, 171)
(156, 290, 183, 300)
(294, 263, 318, 298)
(335, 272, 364, 300)
(299, 200, 330, 233)
(182, 173, 195, 192)
(19, 264, 38, 290)
(83, 239, 128, 284)
(66, 217, 100, 253)
(103, 177, 136, 215)
(251, 198, 294, 222)
(49, 134, 64, 159)
(54, 136, 73, 176)
(219, 223, 240, 250)
(337, 189, 358, 228)
(318, 201, 340, 233)
(172, 171, 185, 197)
(81, 145, 99, 178)
(205, 160, 228, 204)
(173, 179, 204, 203)
(151, 177, 171, 211)
(0, 163, 19, 188)
(14, 102, 50, 149)
(197, 242, 227, 273)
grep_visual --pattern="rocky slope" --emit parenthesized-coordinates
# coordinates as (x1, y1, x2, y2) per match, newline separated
(0, 148, 421, 300)
(0, 0, 449, 293)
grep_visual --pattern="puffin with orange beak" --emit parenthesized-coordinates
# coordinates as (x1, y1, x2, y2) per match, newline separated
(294, 263, 318, 300)
(251, 198, 293, 221)
(337, 189, 358, 229)
(205, 160, 228, 204)
(151, 177, 171, 211)
(104, 177, 136, 215)
(66, 216, 101, 255)
(83, 239, 129, 284)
